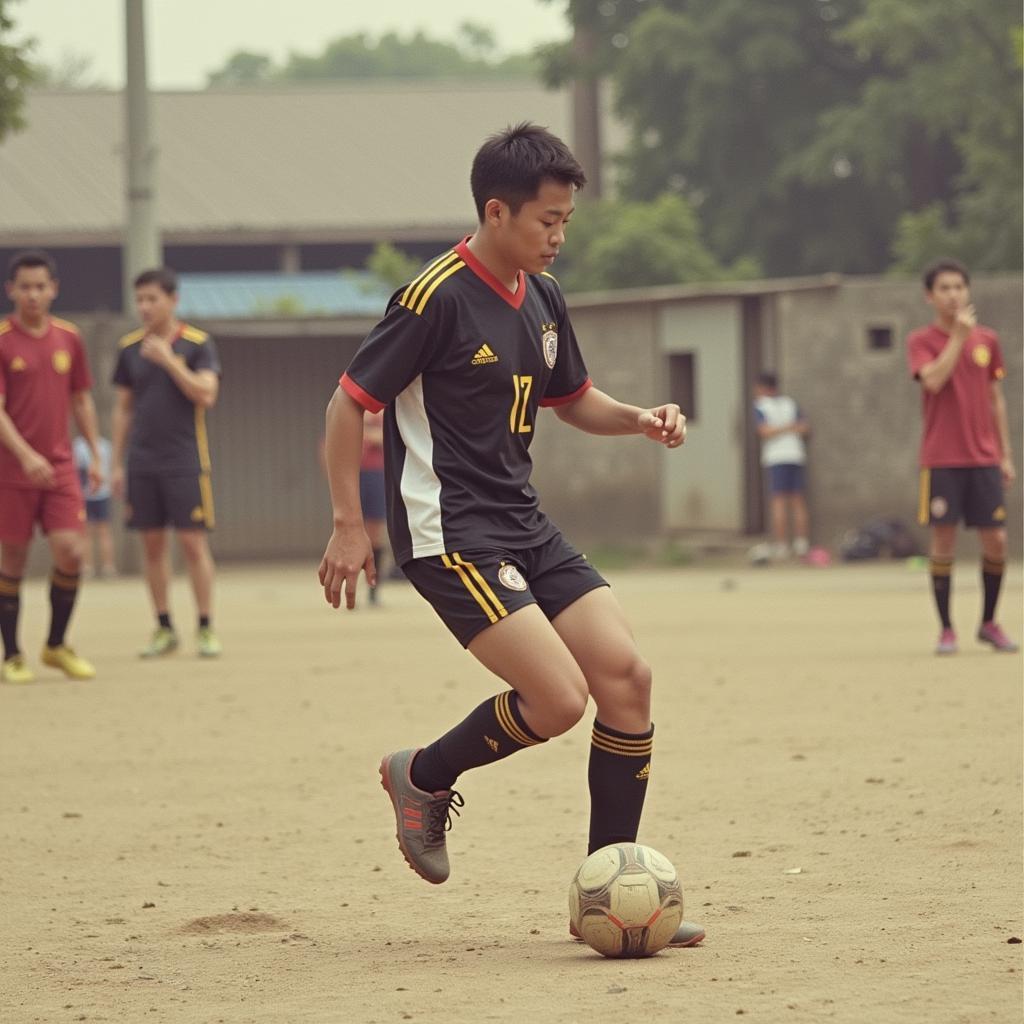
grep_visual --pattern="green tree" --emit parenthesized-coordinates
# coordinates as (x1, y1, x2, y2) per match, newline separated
(207, 50, 274, 87)
(0, 0, 34, 141)
(365, 242, 422, 290)
(556, 193, 757, 292)
(206, 26, 536, 86)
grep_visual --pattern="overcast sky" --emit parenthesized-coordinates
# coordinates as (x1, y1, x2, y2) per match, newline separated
(11, 0, 570, 89)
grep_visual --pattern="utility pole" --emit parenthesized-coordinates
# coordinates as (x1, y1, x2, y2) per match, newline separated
(123, 0, 161, 313)
(571, 21, 602, 199)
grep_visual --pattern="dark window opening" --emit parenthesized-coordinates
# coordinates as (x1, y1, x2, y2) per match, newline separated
(669, 352, 697, 423)
(867, 325, 894, 351)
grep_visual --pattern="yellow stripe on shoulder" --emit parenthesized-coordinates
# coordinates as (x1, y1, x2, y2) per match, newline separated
(51, 316, 82, 335)
(410, 261, 465, 316)
(0, 320, 12, 335)
(400, 251, 459, 311)
(119, 328, 145, 348)
(540, 271, 559, 283)
(181, 325, 209, 343)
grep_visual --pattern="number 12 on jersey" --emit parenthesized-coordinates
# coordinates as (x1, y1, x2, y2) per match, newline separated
(510, 374, 534, 434)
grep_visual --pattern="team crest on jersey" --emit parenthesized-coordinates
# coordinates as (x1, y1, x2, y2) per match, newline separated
(497, 562, 528, 592)
(52, 350, 71, 374)
(930, 496, 948, 519)
(972, 345, 991, 368)
(540, 322, 558, 369)
(10, 356, 26, 372)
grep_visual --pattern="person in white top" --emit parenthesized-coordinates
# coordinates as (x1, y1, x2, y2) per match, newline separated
(754, 372, 810, 559)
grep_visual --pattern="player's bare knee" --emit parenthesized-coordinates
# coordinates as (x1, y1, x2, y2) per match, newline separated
(533, 685, 589, 738)
(981, 529, 1007, 559)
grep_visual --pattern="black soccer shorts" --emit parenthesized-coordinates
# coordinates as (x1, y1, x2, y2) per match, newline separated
(402, 532, 608, 647)
(918, 465, 1006, 528)
(126, 471, 215, 531)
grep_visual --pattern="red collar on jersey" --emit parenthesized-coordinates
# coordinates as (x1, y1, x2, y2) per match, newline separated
(454, 238, 526, 311)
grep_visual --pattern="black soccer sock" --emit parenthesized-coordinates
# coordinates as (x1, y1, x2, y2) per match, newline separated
(930, 556, 953, 630)
(158, 612, 173, 630)
(587, 720, 654, 855)
(198, 614, 210, 630)
(981, 556, 1005, 624)
(411, 690, 546, 793)
(47, 570, 80, 648)
(0, 573, 22, 659)
(371, 548, 383, 581)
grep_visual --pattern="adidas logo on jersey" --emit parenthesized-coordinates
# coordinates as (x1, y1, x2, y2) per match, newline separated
(471, 344, 499, 365)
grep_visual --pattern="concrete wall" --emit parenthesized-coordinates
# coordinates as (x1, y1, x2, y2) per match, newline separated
(774, 275, 1023, 552)
(20, 272, 1021, 577)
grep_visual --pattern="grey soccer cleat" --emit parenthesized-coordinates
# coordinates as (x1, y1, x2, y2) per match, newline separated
(569, 917, 706, 947)
(379, 749, 463, 885)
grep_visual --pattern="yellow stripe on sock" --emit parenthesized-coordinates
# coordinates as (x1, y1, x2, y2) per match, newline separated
(494, 691, 540, 747)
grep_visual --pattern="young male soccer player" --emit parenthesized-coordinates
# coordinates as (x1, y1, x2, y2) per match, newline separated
(0, 250, 102, 683)
(908, 259, 1018, 655)
(753, 372, 811, 560)
(111, 267, 223, 658)
(319, 124, 704, 947)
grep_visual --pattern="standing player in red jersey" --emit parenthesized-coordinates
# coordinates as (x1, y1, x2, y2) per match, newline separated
(907, 259, 1018, 655)
(0, 251, 103, 683)
(319, 124, 704, 948)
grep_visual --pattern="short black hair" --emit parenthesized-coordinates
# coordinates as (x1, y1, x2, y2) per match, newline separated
(757, 372, 778, 390)
(470, 122, 587, 221)
(7, 249, 58, 282)
(133, 266, 178, 295)
(922, 259, 970, 291)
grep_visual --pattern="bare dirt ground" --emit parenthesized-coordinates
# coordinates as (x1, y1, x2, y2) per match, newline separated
(1, 561, 1021, 1024)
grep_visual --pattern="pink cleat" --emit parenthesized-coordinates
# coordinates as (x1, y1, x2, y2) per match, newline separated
(935, 628, 958, 655)
(977, 622, 1019, 653)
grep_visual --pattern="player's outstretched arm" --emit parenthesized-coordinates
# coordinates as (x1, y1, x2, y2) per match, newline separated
(554, 386, 686, 448)
(318, 387, 376, 610)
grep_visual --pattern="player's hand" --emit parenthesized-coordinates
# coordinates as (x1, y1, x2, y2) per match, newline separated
(20, 449, 56, 488)
(87, 456, 104, 496)
(110, 465, 125, 500)
(1001, 457, 1016, 486)
(953, 304, 977, 335)
(638, 404, 686, 448)
(318, 525, 377, 610)
(140, 333, 175, 366)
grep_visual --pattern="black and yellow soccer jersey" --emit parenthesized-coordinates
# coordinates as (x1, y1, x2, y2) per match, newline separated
(112, 324, 221, 475)
(340, 238, 592, 566)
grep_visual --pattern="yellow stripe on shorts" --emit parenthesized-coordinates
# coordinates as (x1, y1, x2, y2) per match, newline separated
(917, 468, 931, 525)
(442, 553, 499, 624)
(452, 553, 508, 618)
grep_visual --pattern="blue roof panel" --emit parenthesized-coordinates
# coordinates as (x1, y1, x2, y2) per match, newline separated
(176, 271, 392, 319)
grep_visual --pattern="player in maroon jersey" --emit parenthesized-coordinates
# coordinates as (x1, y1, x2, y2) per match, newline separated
(907, 259, 1017, 655)
(319, 124, 704, 947)
(0, 251, 102, 683)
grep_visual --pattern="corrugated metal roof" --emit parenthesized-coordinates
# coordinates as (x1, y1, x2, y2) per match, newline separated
(176, 271, 391, 318)
(0, 83, 620, 245)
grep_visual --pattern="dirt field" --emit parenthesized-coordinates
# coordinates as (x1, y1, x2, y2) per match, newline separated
(1, 561, 1021, 1024)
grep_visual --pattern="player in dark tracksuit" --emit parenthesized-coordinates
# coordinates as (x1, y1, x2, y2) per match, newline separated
(319, 124, 705, 948)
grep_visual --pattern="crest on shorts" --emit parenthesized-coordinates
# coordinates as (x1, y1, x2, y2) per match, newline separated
(930, 496, 948, 519)
(972, 345, 991, 368)
(993, 506, 1006, 521)
(52, 349, 71, 374)
(190, 505, 206, 523)
(541, 322, 558, 369)
(497, 562, 528, 592)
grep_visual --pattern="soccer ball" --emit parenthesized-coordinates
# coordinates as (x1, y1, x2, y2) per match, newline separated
(568, 843, 684, 958)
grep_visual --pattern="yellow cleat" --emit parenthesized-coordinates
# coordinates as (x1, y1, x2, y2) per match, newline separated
(1, 654, 35, 684)
(41, 644, 96, 680)
(197, 626, 222, 658)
